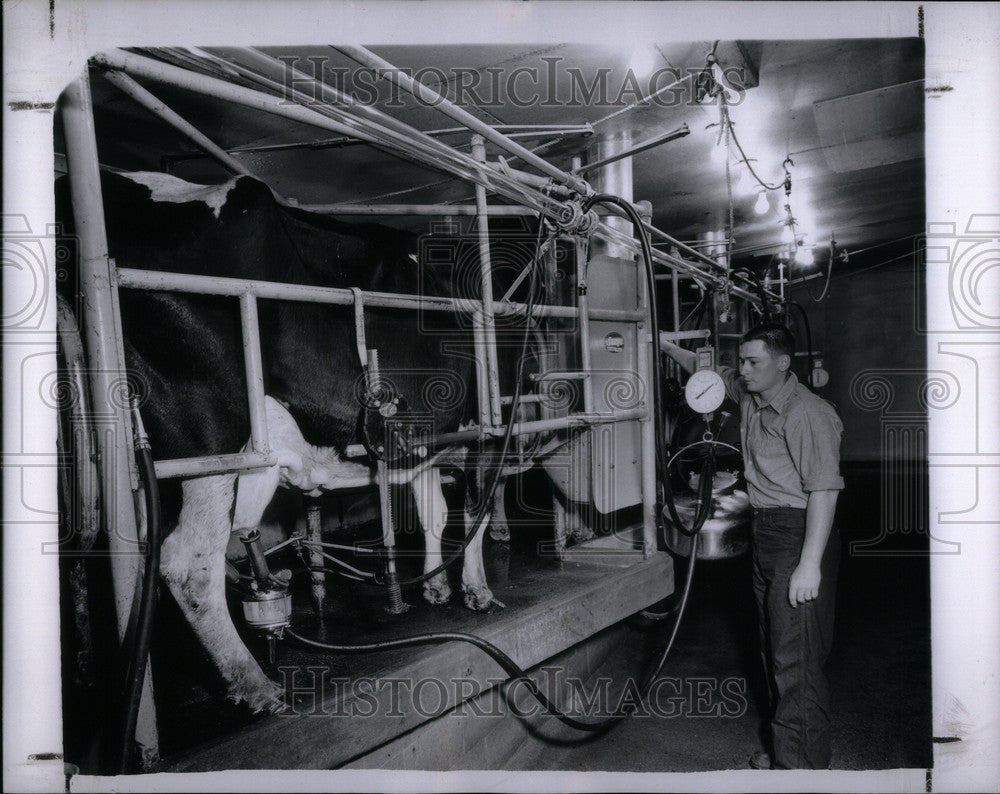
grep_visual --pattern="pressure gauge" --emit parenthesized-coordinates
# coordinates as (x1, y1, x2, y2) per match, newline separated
(684, 368, 726, 414)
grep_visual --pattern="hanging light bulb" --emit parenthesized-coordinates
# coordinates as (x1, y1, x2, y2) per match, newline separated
(754, 191, 770, 215)
(780, 222, 794, 245)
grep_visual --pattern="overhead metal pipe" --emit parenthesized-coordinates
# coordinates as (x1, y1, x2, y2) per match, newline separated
(485, 160, 575, 199)
(334, 45, 592, 196)
(573, 125, 691, 174)
(228, 46, 575, 218)
(91, 49, 562, 221)
(93, 49, 768, 308)
(101, 70, 255, 178)
(237, 47, 497, 170)
(160, 122, 593, 162)
(299, 203, 537, 217)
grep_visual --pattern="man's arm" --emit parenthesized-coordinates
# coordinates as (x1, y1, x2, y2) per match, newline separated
(660, 339, 697, 374)
(661, 338, 745, 403)
(785, 407, 845, 607)
(788, 490, 839, 607)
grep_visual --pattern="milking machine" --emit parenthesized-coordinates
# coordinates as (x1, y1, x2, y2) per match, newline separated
(661, 343, 751, 561)
(238, 529, 293, 664)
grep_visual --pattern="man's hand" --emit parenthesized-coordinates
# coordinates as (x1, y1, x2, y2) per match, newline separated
(788, 562, 821, 608)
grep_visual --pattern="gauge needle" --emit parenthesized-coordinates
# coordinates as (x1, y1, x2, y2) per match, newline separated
(696, 384, 716, 399)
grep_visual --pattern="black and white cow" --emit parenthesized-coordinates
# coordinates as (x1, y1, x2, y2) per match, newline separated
(57, 170, 536, 711)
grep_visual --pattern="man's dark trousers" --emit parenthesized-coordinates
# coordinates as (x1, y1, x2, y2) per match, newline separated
(751, 506, 840, 769)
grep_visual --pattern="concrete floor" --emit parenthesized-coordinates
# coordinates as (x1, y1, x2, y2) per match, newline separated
(499, 551, 931, 772)
(63, 463, 931, 773)
(504, 463, 933, 772)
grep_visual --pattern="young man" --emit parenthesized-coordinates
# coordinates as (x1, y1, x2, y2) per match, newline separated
(662, 322, 844, 770)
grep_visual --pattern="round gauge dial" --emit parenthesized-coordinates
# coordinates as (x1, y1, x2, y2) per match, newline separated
(684, 369, 726, 414)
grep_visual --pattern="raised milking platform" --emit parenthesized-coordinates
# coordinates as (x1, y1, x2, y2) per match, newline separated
(159, 548, 673, 771)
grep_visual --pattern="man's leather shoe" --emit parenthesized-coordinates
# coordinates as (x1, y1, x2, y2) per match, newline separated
(749, 751, 773, 770)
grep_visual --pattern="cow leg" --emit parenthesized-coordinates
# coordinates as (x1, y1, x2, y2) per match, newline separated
(488, 476, 511, 542)
(553, 493, 569, 559)
(160, 474, 283, 713)
(461, 467, 504, 611)
(411, 466, 451, 605)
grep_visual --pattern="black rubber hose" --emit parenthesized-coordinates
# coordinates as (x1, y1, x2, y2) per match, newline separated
(784, 300, 813, 381)
(730, 266, 771, 321)
(287, 533, 700, 735)
(661, 435, 717, 539)
(117, 443, 161, 773)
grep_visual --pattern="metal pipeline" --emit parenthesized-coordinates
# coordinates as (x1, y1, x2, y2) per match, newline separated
(197, 46, 575, 221)
(97, 48, 770, 310)
(101, 70, 255, 179)
(93, 50, 565, 222)
(333, 45, 591, 196)
(301, 203, 537, 217)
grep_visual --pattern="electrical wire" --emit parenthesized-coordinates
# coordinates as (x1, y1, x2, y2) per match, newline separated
(804, 248, 835, 302)
(784, 301, 814, 380)
(669, 439, 741, 467)
(727, 119, 784, 192)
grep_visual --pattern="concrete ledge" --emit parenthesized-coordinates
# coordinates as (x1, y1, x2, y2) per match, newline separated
(161, 552, 673, 772)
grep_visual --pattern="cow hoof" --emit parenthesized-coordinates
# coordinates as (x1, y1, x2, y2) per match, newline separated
(462, 584, 503, 612)
(489, 525, 511, 543)
(230, 679, 284, 714)
(569, 526, 596, 544)
(422, 576, 452, 606)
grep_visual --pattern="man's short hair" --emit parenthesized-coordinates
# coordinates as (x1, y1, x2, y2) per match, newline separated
(741, 322, 795, 360)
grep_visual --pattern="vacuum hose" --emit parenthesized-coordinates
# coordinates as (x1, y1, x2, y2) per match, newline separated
(288, 533, 700, 734)
(117, 401, 162, 773)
